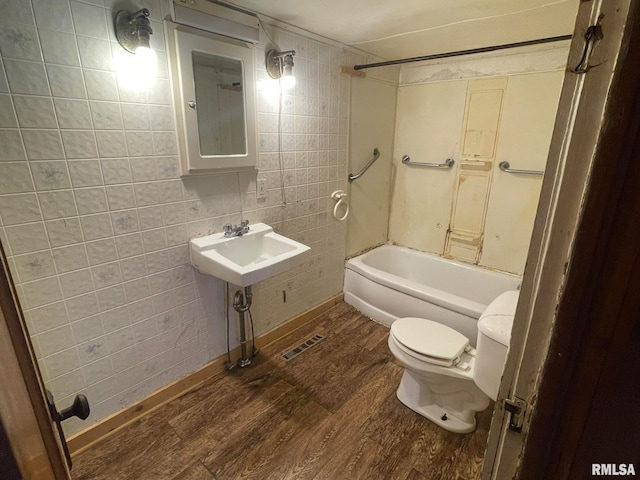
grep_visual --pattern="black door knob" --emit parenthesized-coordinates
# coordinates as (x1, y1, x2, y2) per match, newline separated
(59, 394, 90, 422)
(45, 391, 91, 469)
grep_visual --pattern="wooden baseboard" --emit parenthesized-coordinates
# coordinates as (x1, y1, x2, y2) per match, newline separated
(67, 294, 343, 456)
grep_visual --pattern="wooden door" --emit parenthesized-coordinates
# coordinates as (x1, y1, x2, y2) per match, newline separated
(0, 241, 70, 479)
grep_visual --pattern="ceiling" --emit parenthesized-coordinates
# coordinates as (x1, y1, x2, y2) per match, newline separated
(225, 0, 579, 60)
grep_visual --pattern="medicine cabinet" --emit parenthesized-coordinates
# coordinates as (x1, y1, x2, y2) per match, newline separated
(165, 21, 257, 174)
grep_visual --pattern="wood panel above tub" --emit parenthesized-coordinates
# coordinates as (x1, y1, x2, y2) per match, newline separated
(445, 77, 507, 263)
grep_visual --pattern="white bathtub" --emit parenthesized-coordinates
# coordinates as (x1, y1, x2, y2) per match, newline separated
(344, 245, 520, 346)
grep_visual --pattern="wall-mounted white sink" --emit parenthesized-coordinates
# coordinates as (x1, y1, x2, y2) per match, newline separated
(190, 223, 311, 287)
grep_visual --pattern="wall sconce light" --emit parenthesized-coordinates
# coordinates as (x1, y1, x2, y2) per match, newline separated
(115, 8, 153, 54)
(114, 8, 157, 89)
(266, 49, 296, 89)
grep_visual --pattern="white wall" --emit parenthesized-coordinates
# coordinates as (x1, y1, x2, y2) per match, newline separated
(0, 0, 366, 435)
(389, 45, 568, 274)
(389, 80, 467, 253)
(480, 71, 564, 272)
(346, 72, 398, 257)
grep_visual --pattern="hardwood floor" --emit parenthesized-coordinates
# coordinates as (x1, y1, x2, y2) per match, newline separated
(71, 303, 491, 480)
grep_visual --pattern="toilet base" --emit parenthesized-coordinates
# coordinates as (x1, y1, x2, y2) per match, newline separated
(395, 369, 485, 434)
(396, 387, 476, 433)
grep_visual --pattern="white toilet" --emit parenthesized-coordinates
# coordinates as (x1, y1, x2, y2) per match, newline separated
(387, 290, 519, 433)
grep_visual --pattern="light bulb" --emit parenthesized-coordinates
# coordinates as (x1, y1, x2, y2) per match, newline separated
(135, 46, 157, 70)
(281, 62, 295, 89)
(281, 73, 296, 90)
(114, 46, 157, 91)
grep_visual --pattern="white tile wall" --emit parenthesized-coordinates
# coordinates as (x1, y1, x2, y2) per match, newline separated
(0, 0, 356, 437)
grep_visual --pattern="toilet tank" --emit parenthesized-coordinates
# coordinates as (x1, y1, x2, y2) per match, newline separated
(473, 291, 520, 400)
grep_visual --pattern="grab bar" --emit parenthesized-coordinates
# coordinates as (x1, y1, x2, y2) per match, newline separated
(348, 148, 380, 183)
(401, 155, 455, 169)
(498, 161, 544, 176)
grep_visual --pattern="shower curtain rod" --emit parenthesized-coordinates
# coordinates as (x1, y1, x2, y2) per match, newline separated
(352, 34, 573, 70)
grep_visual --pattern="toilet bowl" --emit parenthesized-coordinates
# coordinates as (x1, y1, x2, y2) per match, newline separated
(388, 290, 519, 433)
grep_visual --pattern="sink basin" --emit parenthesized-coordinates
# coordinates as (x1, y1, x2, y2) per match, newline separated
(190, 223, 311, 286)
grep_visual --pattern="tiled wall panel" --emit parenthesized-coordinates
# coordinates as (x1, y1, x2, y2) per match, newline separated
(0, 0, 361, 435)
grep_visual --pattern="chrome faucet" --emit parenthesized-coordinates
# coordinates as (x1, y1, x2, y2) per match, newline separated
(223, 220, 250, 237)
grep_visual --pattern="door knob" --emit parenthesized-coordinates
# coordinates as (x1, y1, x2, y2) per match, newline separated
(58, 394, 90, 422)
(46, 390, 91, 469)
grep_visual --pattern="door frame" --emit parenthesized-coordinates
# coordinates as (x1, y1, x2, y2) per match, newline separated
(0, 241, 69, 479)
(483, 0, 640, 477)
(518, 0, 640, 474)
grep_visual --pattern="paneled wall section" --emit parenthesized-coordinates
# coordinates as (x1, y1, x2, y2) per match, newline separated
(389, 46, 567, 274)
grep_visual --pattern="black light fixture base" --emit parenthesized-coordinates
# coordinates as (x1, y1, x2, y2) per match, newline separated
(266, 49, 281, 79)
(115, 8, 152, 54)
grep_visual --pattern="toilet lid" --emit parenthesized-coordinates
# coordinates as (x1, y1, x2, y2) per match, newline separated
(391, 318, 469, 362)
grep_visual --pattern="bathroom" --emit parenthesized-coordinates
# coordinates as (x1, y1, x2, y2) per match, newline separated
(1, 0, 639, 478)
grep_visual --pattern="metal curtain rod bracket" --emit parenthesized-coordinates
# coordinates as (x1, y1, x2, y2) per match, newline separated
(402, 155, 455, 169)
(348, 148, 380, 183)
(353, 34, 573, 70)
(499, 161, 544, 176)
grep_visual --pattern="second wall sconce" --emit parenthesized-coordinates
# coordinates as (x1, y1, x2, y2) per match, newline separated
(114, 8, 157, 89)
(266, 49, 296, 89)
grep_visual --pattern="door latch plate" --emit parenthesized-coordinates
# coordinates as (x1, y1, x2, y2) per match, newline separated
(504, 396, 527, 433)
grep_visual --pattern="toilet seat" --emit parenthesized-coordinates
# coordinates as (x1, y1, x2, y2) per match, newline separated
(390, 318, 470, 367)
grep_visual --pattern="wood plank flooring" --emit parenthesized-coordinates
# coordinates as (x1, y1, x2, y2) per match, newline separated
(71, 303, 491, 480)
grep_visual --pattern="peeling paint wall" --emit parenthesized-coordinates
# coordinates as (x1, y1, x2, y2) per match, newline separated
(389, 45, 567, 274)
(445, 77, 507, 263)
(400, 43, 570, 85)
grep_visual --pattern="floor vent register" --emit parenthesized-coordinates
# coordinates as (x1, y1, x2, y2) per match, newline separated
(281, 334, 325, 361)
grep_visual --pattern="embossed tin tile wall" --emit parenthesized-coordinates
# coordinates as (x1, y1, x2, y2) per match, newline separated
(0, 0, 360, 435)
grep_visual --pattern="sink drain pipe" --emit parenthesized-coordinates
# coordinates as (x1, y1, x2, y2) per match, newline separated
(232, 285, 255, 368)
